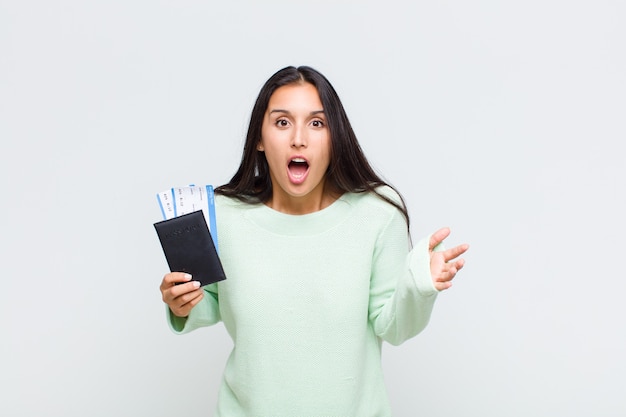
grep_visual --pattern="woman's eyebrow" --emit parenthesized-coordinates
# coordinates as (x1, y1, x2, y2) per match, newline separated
(268, 109, 325, 115)
(269, 109, 290, 115)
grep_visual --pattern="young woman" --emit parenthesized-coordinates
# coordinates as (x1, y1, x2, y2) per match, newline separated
(159, 66, 468, 416)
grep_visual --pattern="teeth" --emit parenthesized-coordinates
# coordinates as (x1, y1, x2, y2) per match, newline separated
(291, 158, 306, 163)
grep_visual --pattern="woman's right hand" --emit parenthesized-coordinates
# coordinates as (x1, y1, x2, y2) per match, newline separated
(160, 272, 204, 318)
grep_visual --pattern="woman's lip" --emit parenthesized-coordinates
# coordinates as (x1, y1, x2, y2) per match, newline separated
(289, 155, 308, 163)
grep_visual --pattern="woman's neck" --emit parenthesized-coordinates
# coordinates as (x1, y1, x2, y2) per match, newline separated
(265, 183, 341, 215)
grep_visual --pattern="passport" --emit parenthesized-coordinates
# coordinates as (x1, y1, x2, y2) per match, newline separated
(154, 210, 226, 286)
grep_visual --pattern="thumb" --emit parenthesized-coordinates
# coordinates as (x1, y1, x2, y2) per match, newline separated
(429, 227, 450, 251)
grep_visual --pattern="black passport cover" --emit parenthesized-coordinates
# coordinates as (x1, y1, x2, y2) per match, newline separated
(154, 210, 226, 286)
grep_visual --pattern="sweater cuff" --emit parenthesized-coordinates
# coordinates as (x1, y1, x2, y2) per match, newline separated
(409, 235, 443, 295)
(165, 288, 221, 334)
(166, 306, 189, 333)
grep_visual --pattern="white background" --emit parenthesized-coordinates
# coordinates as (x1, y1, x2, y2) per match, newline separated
(1, 1, 624, 416)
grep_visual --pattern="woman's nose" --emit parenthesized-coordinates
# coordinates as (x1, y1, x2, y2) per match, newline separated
(290, 126, 307, 148)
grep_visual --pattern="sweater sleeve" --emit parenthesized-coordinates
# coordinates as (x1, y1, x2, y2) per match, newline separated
(368, 208, 441, 346)
(166, 283, 222, 334)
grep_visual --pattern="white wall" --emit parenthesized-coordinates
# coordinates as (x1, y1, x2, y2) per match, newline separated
(1, 1, 624, 416)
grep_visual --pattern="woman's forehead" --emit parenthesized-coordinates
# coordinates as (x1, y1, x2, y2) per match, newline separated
(267, 83, 323, 112)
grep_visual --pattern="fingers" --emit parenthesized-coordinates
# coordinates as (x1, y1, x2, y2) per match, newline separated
(160, 272, 204, 317)
(429, 238, 469, 291)
(433, 280, 453, 291)
(160, 272, 193, 290)
(432, 259, 463, 291)
(436, 259, 460, 280)
(442, 243, 470, 263)
(429, 227, 451, 251)
(169, 286, 204, 317)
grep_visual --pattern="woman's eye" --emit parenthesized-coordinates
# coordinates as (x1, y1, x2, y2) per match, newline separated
(276, 119, 289, 127)
(311, 120, 325, 128)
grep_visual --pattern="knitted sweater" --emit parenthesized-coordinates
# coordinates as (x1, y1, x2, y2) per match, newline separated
(167, 187, 439, 416)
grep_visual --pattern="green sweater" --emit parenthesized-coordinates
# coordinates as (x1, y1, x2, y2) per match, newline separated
(168, 187, 439, 416)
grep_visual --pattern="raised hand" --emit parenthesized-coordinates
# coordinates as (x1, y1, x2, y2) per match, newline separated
(160, 272, 204, 317)
(429, 227, 469, 291)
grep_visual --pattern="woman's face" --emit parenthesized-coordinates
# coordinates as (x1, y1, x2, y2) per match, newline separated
(259, 82, 331, 213)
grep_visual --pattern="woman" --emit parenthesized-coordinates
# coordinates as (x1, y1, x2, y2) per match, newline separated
(160, 65, 468, 416)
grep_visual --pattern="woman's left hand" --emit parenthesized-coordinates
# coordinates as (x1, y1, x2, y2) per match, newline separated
(429, 227, 469, 291)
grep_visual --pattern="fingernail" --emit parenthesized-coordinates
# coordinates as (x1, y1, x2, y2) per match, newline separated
(184, 273, 192, 280)
(192, 281, 201, 288)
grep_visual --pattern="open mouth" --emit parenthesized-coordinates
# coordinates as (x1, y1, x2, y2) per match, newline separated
(288, 157, 309, 180)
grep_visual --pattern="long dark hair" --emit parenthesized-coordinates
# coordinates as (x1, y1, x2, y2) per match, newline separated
(215, 65, 410, 229)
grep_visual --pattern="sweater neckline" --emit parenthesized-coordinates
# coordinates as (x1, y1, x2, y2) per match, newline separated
(243, 192, 354, 236)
